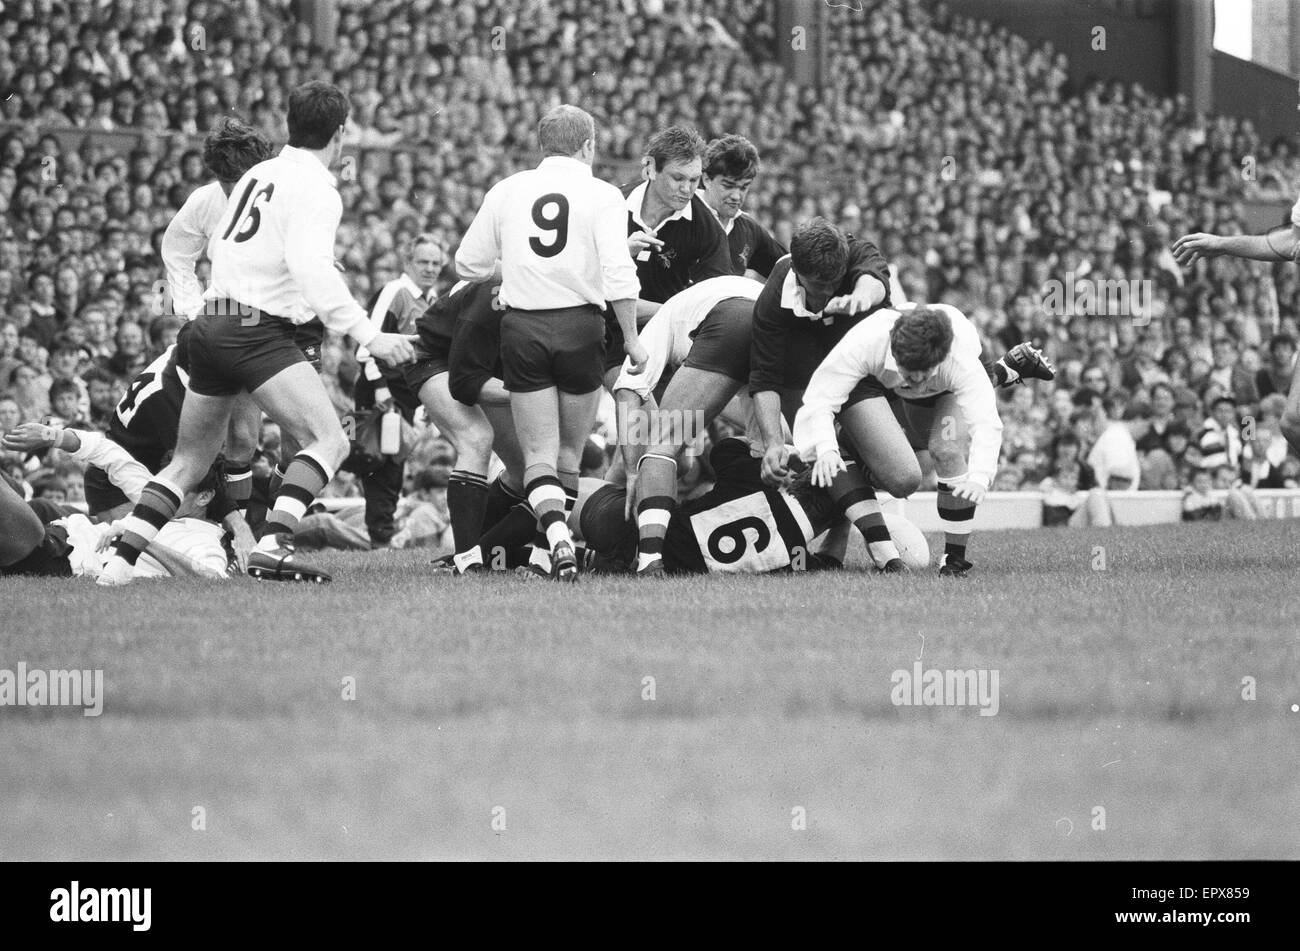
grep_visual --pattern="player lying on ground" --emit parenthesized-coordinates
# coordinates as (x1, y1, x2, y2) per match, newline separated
(1173, 213, 1300, 454)
(98, 82, 418, 587)
(793, 303, 1051, 577)
(571, 435, 844, 575)
(2, 424, 238, 580)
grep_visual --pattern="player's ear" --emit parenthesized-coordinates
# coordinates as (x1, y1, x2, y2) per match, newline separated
(641, 155, 655, 181)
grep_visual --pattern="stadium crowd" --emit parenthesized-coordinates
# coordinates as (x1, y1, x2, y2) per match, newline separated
(2, 0, 1299, 543)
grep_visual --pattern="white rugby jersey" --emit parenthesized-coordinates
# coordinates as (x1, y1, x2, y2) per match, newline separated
(206, 145, 375, 345)
(611, 275, 762, 399)
(162, 181, 226, 319)
(793, 304, 1004, 488)
(456, 156, 640, 310)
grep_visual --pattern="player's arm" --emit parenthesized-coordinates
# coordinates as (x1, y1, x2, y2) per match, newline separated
(748, 266, 795, 481)
(612, 304, 673, 403)
(1172, 226, 1300, 265)
(3, 424, 152, 503)
(160, 187, 211, 318)
(826, 238, 891, 316)
(285, 189, 413, 362)
(137, 539, 229, 580)
(792, 324, 878, 487)
(356, 283, 402, 405)
(598, 185, 647, 371)
(949, 357, 1005, 502)
(455, 184, 503, 282)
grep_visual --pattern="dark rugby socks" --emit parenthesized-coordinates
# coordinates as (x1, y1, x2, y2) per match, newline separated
(448, 468, 490, 570)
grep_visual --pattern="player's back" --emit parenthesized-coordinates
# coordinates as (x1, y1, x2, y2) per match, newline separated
(205, 147, 338, 322)
(106, 345, 187, 472)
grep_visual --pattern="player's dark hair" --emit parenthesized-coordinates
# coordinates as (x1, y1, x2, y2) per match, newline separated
(790, 217, 849, 286)
(889, 307, 954, 372)
(287, 81, 350, 150)
(203, 117, 273, 184)
(644, 125, 706, 172)
(703, 134, 759, 180)
(538, 104, 596, 156)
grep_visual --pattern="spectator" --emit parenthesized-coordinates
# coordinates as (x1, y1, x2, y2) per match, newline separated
(101, 319, 146, 379)
(1040, 432, 1111, 527)
(1182, 467, 1222, 521)
(1256, 333, 1296, 399)
(1199, 395, 1243, 472)
(1087, 394, 1142, 490)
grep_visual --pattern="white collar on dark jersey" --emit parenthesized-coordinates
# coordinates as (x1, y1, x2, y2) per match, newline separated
(626, 181, 693, 232)
(537, 155, 593, 176)
(697, 191, 737, 235)
(279, 144, 337, 187)
(780, 268, 833, 324)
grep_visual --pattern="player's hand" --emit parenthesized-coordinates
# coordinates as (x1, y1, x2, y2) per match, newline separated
(950, 480, 987, 505)
(1171, 233, 1224, 267)
(810, 449, 846, 488)
(623, 337, 649, 375)
(226, 515, 257, 574)
(95, 519, 127, 553)
(1, 422, 62, 453)
(824, 289, 873, 316)
(761, 443, 792, 486)
(628, 231, 664, 257)
(365, 332, 418, 365)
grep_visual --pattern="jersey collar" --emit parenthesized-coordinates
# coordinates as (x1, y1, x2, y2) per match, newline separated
(280, 144, 337, 187)
(780, 268, 832, 324)
(538, 155, 592, 176)
(698, 191, 735, 235)
(626, 181, 693, 232)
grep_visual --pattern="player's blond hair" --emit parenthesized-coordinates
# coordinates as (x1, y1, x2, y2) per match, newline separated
(538, 105, 595, 156)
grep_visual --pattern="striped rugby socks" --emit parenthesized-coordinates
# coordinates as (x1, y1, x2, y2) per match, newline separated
(525, 464, 571, 556)
(831, 472, 900, 567)
(109, 476, 185, 566)
(255, 450, 334, 551)
(936, 476, 976, 563)
(635, 453, 676, 571)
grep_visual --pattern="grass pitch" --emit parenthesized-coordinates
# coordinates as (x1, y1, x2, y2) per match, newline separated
(1, 519, 1297, 860)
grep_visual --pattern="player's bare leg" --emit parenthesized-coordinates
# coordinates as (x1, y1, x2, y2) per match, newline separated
(512, 386, 579, 581)
(419, 372, 495, 573)
(909, 393, 977, 577)
(552, 386, 601, 580)
(99, 390, 236, 586)
(222, 392, 262, 518)
(243, 361, 349, 582)
(633, 367, 739, 575)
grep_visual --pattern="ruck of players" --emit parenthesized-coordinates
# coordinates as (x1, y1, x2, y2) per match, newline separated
(9, 78, 1300, 586)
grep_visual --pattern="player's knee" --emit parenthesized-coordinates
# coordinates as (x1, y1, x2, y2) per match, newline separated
(879, 461, 923, 498)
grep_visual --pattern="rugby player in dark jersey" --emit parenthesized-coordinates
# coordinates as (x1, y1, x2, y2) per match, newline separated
(698, 135, 787, 280)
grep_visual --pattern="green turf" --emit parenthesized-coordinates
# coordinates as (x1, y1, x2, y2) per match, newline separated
(1, 519, 1297, 860)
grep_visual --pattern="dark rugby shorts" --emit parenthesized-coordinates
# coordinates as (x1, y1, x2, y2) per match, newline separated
(501, 305, 605, 395)
(186, 300, 312, 397)
(682, 297, 753, 383)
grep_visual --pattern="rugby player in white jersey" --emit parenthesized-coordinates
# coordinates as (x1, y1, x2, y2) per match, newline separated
(456, 104, 646, 581)
(1174, 207, 1300, 454)
(98, 81, 417, 586)
(794, 304, 1006, 577)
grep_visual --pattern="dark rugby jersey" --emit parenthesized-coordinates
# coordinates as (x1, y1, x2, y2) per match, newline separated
(663, 438, 821, 574)
(623, 183, 733, 303)
(437, 282, 506, 406)
(748, 237, 892, 398)
(107, 345, 186, 473)
(723, 210, 787, 278)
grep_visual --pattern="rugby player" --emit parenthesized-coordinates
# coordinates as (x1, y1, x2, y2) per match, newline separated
(161, 117, 274, 516)
(404, 277, 531, 574)
(99, 81, 417, 586)
(2, 424, 235, 581)
(353, 234, 442, 547)
(1173, 215, 1300, 454)
(794, 304, 1012, 577)
(456, 104, 645, 582)
(609, 274, 764, 573)
(573, 436, 837, 575)
(698, 134, 786, 279)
